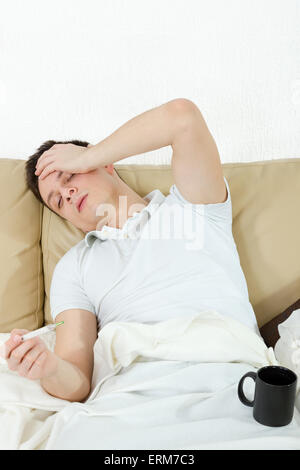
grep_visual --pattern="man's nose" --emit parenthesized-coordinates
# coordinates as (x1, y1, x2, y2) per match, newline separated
(63, 187, 77, 203)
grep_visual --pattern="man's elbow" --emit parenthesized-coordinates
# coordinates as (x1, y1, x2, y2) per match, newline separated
(168, 98, 202, 131)
(41, 381, 91, 403)
(77, 384, 91, 403)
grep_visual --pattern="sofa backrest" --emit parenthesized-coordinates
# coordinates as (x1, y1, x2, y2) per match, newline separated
(1, 158, 299, 332)
(0, 159, 44, 332)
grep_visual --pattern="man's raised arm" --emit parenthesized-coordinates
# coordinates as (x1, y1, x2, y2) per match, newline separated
(85, 98, 194, 166)
(86, 98, 225, 205)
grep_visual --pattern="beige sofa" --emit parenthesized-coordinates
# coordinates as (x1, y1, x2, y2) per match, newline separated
(1, 157, 299, 333)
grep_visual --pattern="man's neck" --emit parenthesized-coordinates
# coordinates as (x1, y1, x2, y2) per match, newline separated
(108, 185, 149, 230)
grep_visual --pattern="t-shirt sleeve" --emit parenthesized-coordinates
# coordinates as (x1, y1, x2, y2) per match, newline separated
(169, 176, 232, 225)
(50, 247, 96, 322)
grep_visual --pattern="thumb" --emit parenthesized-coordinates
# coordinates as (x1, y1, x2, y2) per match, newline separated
(0, 329, 30, 359)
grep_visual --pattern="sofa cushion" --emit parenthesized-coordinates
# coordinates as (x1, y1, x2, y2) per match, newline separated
(223, 159, 300, 327)
(0, 158, 44, 332)
(42, 158, 300, 328)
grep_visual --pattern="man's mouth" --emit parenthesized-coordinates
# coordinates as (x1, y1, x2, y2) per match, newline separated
(76, 194, 88, 213)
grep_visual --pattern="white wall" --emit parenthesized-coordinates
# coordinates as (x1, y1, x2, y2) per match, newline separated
(0, 0, 299, 164)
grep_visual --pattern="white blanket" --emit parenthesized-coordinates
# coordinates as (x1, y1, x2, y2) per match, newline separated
(0, 310, 300, 450)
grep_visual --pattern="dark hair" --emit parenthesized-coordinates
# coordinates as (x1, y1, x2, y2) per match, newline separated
(25, 139, 124, 213)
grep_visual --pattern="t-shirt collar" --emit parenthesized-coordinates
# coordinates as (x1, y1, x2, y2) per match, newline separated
(84, 189, 165, 247)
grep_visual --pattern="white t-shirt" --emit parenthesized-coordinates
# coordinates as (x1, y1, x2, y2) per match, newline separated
(50, 177, 259, 334)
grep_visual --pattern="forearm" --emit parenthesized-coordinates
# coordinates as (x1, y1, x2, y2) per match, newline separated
(86, 98, 190, 167)
(40, 355, 91, 403)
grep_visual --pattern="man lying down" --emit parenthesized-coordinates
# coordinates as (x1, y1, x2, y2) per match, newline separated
(2, 99, 265, 447)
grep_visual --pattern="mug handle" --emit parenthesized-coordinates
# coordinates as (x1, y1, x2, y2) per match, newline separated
(238, 371, 257, 407)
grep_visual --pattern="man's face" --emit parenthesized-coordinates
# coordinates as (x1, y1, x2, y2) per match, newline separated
(38, 165, 118, 233)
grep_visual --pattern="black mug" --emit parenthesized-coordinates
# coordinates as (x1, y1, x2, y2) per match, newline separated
(238, 365, 297, 427)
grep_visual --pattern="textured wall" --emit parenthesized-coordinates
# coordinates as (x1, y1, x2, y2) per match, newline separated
(0, 0, 299, 164)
